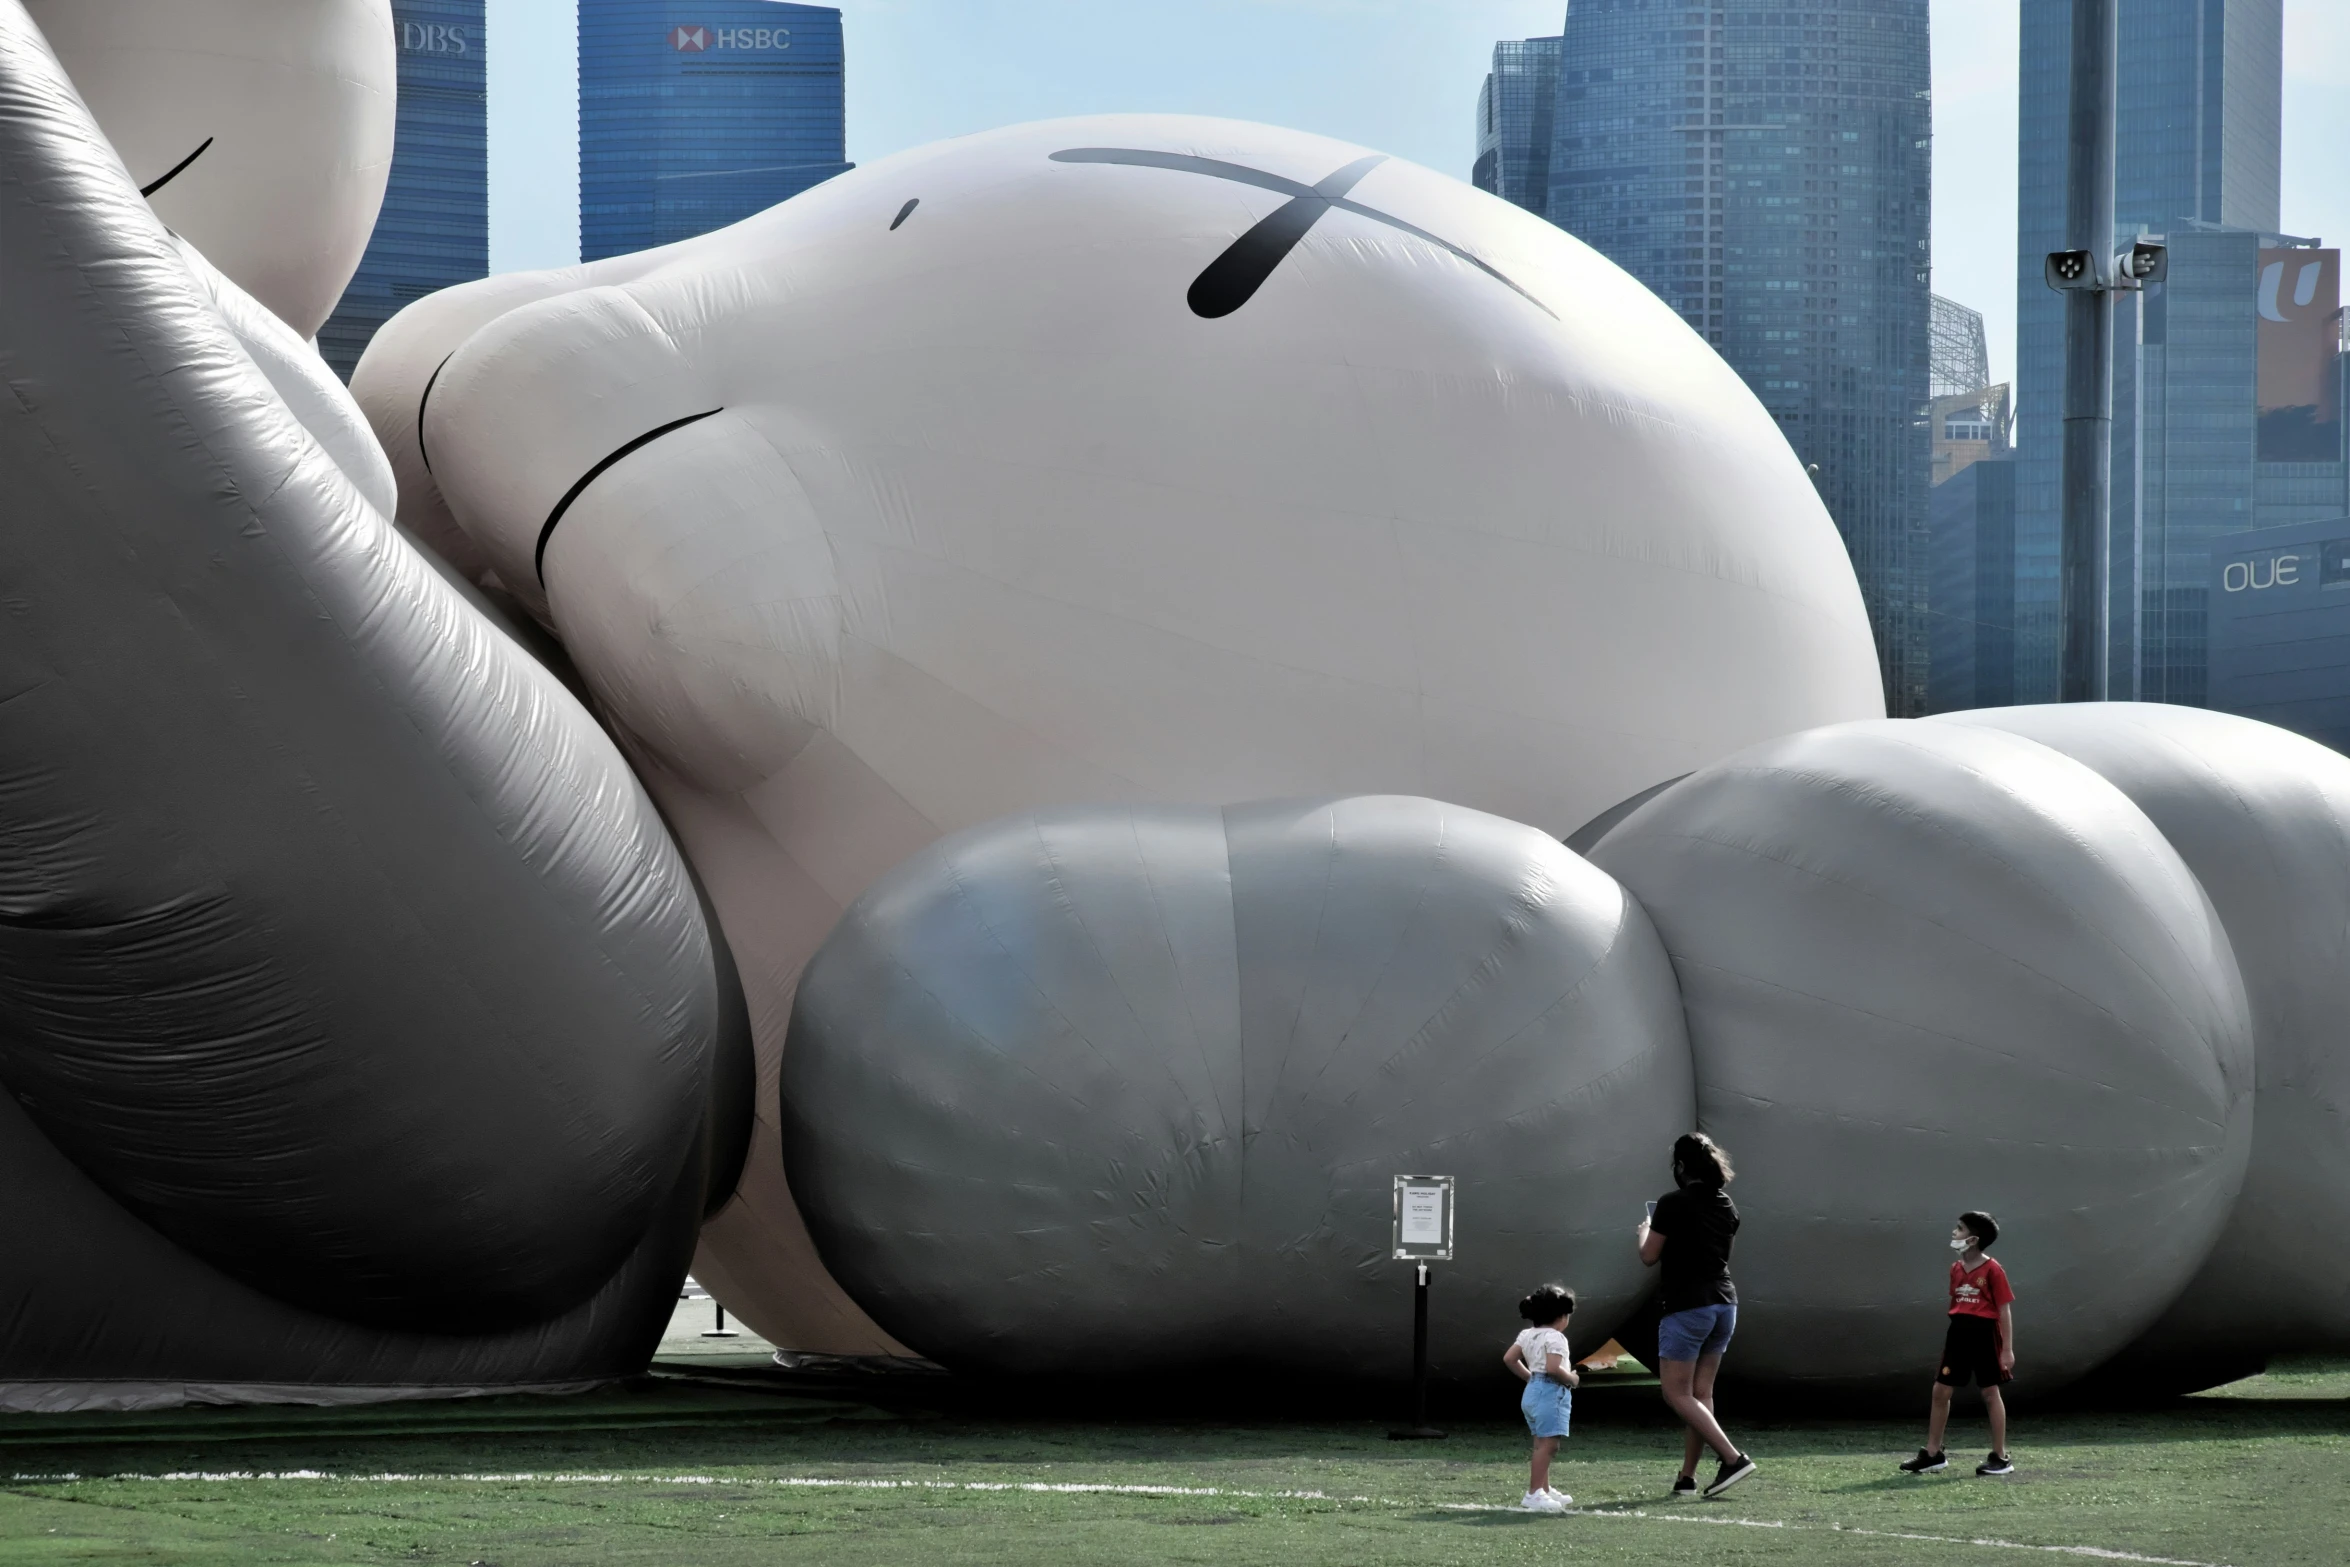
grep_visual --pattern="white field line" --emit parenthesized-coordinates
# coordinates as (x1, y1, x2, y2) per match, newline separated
(2, 1470, 2230, 1567)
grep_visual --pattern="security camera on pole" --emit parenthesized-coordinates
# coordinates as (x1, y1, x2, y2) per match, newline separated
(1388, 1174, 1453, 1441)
(2046, 0, 2164, 703)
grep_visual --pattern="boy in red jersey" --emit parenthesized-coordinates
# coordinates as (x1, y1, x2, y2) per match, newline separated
(1899, 1211, 2016, 1477)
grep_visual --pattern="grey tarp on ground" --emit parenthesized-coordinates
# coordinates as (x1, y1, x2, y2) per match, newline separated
(1588, 719, 2254, 1402)
(1935, 703, 2350, 1362)
(0, 0, 742, 1390)
(782, 795, 1695, 1380)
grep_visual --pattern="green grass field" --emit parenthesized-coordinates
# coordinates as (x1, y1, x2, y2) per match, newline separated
(1, 1357, 2343, 1567)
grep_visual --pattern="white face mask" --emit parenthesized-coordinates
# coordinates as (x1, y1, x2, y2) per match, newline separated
(1950, 1232, 1974, 1252)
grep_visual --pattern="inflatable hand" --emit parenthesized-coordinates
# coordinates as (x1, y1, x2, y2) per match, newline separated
(1587, 720, 2253, 1400)
(783, 796, 1693, 1377)
(354, 115, 1886, 1350)
(0, 0, 744, 1407)
(1936, 704, 2350, 1372)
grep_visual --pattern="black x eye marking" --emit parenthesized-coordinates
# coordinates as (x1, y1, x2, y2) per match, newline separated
(1049, 147, 1553, 320)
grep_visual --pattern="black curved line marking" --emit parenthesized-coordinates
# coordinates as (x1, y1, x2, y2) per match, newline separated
(533, 409, 724, 584)
(416, 352, 454, 476)
(138, 136, 214, 198)
(890, 198, 919, 230)
(1048, 146, 1555, 321)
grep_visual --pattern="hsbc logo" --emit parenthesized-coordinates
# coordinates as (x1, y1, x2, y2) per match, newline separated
(668, 24, 790, 51)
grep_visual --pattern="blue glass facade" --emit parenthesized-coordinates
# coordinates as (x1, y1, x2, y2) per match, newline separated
(1542, 0, 1933, 714)
(2011, 0, 2282, 699)
(2207, 514, 2350, 751)
(579, 0, 849, 262)
(1925, 454, 2016, 712)
(1473, 37, 1562, 216)
(319, 1, 488, 380)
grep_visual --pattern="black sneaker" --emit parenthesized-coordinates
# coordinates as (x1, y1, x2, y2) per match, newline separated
(1899, 1449, 1948, 1474)
(1670, 1473, 1698, 1498)
(1702, 1452, 1758, 1497)
(1977, 1452, 2015, 1477)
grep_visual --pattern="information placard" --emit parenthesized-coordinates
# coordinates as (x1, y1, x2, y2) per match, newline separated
(1390, 1174, 1455, 1261)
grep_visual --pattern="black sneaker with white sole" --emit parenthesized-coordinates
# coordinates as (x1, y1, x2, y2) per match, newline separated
(1899, 1449, 1948, 1474)
(1977, 1452, 2015, 1476)
(1670, 1474, 1697, 1498)
(1703, 1453, 1758, 1497)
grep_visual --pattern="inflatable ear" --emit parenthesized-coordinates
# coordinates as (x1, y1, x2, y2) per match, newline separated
(784, 796, 1694, 1378)
(26, 0, 395, 339)
(0, 0, 741, 1396)
(1590, 720, 2253, 1403)
(1936, 703, 2350, 1367)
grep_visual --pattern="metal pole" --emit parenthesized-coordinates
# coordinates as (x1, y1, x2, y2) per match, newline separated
(1387, 1261, 1444, 1439)
(1411, 1263, 1430, 1428)
(2059, 0, 2117, 701)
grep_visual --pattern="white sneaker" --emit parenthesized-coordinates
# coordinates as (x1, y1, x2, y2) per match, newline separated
(1545, 1486, 1574, 1506)
(1519, 1490, 1567, 1513)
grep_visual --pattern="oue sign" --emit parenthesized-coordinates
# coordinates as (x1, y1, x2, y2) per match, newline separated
(401, 21, 469, 54)
(2222, 553, 2302, 593)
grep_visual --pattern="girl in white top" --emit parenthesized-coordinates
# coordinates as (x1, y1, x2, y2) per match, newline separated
(1502, 1283, 1580, 1512)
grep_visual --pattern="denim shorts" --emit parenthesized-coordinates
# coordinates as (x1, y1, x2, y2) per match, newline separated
(1520, 1376, 1573, 1438)
(1657, 1303, 1738, 1362)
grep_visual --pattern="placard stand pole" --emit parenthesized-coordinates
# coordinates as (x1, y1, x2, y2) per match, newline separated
(1388, 1262, 1444, 1439)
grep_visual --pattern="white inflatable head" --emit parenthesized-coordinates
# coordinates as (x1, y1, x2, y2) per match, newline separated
(356, 115, 1887, 1349)
(28, 0, 395, 338)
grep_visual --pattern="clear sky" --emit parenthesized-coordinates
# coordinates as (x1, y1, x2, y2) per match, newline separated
(488, 0, 2350, 395)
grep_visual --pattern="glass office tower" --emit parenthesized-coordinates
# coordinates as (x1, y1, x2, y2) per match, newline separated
(1930, 294, 1990, 398)
(2011, 0, 2282, 699)
(2124, 231, 2346, 704)
(1926, 456, 2017, 713)
(1473, 37, 1563, 216)
(319, 1, 488, 380)
(579, 1, 849, 262)
(1543, 0, 1933, 715)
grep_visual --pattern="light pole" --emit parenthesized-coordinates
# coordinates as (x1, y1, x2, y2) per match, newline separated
(2054, 0, 2117, 704)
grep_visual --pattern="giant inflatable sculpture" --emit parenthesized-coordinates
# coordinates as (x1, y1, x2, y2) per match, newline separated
(9, 0, 2350, 1409)
(351, 111, 1887, 1354)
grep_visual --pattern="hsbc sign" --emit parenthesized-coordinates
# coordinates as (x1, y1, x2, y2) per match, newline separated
(669, 24, 791, 51)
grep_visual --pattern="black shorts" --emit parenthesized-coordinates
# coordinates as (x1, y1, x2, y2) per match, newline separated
(1937, 1314, 2010, 1388)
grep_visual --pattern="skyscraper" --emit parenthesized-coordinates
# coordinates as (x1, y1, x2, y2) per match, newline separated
(1473, 36, 1562, 217)
(1929, 293, 1990, 398)
(320, 1, 487, 380)
(2122, 230, 2344, 703)
(579, 1, 849, 263)
(1544, 0, 1933, 715)
(2011, 0, 2283, 699)
(1928, 294, 2009, 488)
(1926, 456, 2016, 713)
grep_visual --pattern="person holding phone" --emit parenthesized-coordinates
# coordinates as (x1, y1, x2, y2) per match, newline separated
(1635, 1132, 1757, 1498)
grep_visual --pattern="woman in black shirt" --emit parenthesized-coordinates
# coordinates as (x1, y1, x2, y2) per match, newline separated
(1635, 1132, 1757, 1498)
